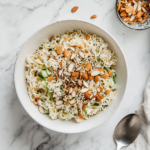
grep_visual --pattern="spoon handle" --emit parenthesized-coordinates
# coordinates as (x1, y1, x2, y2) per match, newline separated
(116, 143, 122, 150)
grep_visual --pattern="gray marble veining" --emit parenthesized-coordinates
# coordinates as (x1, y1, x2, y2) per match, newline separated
(0, 0, 150, 150)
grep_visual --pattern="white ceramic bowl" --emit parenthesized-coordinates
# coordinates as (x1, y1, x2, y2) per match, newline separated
(14, 20, 128, 134)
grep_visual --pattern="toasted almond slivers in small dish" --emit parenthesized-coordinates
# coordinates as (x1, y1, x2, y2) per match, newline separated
(117, 0, 150, 25)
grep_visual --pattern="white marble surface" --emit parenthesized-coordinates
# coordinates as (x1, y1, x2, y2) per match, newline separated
(0, 0, 150, 149)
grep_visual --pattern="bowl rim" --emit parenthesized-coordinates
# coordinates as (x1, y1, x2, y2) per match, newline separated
(14, 19, 128, 134)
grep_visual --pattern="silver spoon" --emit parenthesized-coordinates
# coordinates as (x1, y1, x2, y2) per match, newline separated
(114, 114, 141, 150)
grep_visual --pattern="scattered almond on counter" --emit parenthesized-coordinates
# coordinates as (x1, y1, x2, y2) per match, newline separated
(91, 14, 97, 19)
(71, 6, 79, 13)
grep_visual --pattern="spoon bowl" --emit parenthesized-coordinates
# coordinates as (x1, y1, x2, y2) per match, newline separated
(114, 114, 141, 150)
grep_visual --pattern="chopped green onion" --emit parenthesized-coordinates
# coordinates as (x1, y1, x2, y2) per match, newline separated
(59, 86, 62, 90)
(42, 81, 48, 87)
(44, 109, 49, 114)
(48, 67, 53, 72)
(53, 49, 57, 52)
(42, 70, 48, 78)
(38, 70, 48, 79)
(41, 65, 47, 70)
(48, 91, 52, 98)
(94, 103, 99, 106)
(113, 73, 117, 84)
(112, 88, 117, 91)
(96, 49, 99, 53)
(73, 37, 76, 39)
(97, 58, 102, 62)
(46, 87, 53, 98)
(104, 67, 109, 72)
(83, 110, 87, 114)
(66, 111, 69, 119)
(38, 73, 44, 79)
(50, 97, 54, 102)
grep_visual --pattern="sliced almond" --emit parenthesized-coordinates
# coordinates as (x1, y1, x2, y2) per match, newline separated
(89, 80, 94, 89)
(82, 104, 87, 110)
(59, 61, 62, 68)
(140, 19, 147, 23)
(68, 63, 74, 72)
(105, 90, 111, 95)
(63, 72, 71, 76)
(118, 1, 122, 11)
(91, 71, 100, 76)
(39, 106, 44, 114)
(76, 66, 83, 71)
(143, 14, 149, 20)
(96, 95, 101, 102)
(84, 92, 90, 99)
(71, 53, 76, 59)
(141, 7, 146, 12)
(68, 95, 72, 99)
(72, 71, 79, 77)
(66, 87, 71, 94)
(88, 73, 94, 81)
(63, 97, 68, 102)
(73, 58, 77, 63)
(80, 88, 89, 93)
(56, 46, 62, 55)
(120, 11, 127, 17)
(137, 1, 142, 11)
(94, 75, 99, 83)
(72, 33, 76, 36)
(122, 17, 130, 22)
(52, 93, 57, 98)
(79, 51, 84, 58)
(69, 99, 76, 105)
(85, 62, 91, 71)
(78, 79, 83, 86)
(55, 100, 63, 106)
(72, 90, 76, 97)
(59, 70, 63, 76)
(128, 21, 135, 25)
(101, 73, 108, 79)
(50, 35, 54, 42)
(138, 17, 143, 22)
(82, 73, 88, 80)
(126, 6, 134, 13)
(47, 76, 54, 82)
(97, 87, 102, 93)
(74, 86, 78, 93)
(55, 74, 58, 80)
(86, 34, 90, 40)
(52, 51, 57, 57)
(72, 76, 76, 81)
(64, 49, 70, 59)
(133, 2, 138, 11)
(69, 87, 73, 93)
(85, 53, 89, 58)
(83, 81, 89, 88)
(90, 94, 93, 99)
(137, 10, 142, 18)
(130, 15, 135, 21)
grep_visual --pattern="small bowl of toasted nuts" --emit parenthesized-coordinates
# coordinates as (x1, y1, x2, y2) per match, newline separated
(116, 0, 150, 30)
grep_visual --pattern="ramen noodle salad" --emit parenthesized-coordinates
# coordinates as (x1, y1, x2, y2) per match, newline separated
(25, 29, 117, 123)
